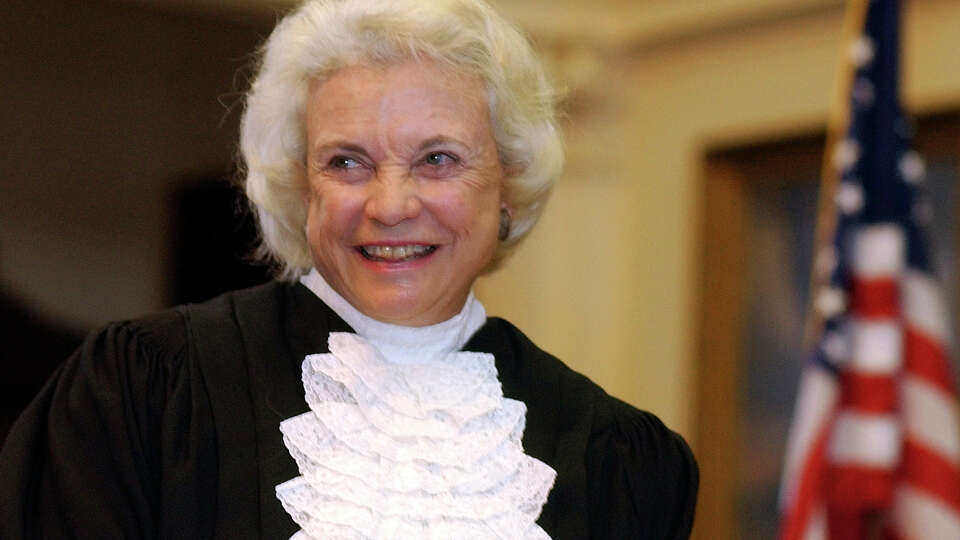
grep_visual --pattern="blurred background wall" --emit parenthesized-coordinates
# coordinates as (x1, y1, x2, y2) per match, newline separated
(483, 0, 960, 441)
(1, 0, 267, 329)
(2, 0, 959, 534)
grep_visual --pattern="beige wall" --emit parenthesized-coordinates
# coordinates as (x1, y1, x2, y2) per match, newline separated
(476, 0, 960, 442)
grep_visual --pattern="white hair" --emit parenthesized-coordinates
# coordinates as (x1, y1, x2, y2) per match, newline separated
(240, 0, 563, 278)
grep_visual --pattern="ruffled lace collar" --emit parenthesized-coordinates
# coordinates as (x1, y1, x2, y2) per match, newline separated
(276, 270, 556, 539)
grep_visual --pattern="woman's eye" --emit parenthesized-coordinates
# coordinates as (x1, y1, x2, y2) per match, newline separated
(424, 152, 455, 166)
(329, 156, 360, 169)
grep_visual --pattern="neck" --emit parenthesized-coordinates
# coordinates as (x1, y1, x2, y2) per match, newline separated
(299, 269, 487, 362)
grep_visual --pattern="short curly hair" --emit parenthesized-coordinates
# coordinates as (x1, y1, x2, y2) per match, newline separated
(240, 0, 563, 278)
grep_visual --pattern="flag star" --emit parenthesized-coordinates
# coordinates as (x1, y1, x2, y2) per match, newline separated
(833, 139, 861, 172)
(835, 182, 864, 215)
(816, 287, 847, 319)
(821, 330, 848, 365)
(849, 35, 875, 67)
(899, 150, 926, 184)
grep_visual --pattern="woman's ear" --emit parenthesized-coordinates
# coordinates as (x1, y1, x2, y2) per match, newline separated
(498, 204, 512, 241)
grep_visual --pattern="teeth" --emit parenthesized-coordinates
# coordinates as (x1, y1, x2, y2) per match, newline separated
(362, 245, 433, 261)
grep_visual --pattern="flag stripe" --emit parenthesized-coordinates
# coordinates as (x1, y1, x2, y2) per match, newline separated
(850, 223, 904, 276)
(904, 327, 955, 395)
(825, 465, 895, 509)
(804, 504, 828, 540)
(892, 486, 960, 540)
(848, 320, 902, 374)
(902, 270, 950, 342)
(848, 277, 898, 318)
(838, 372, 897, 413)
(780, 368, 840, 511)
(827, 412, 900, 466)
(781, 422, 833, 540)
(901, 376, 960, 463)
(901, 439, 960, 515)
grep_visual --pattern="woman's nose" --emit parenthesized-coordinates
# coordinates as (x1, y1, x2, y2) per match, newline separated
(364, 169, 422, 226)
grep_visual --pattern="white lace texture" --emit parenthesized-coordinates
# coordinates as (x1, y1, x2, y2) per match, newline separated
(276, 332, 557, 539)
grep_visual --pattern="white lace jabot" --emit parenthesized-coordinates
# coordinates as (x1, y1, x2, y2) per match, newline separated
(275, 270, 556, 539)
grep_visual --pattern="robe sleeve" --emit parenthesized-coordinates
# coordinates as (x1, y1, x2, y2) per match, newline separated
(585, 398, 699, 540)
(0, 310, 217, 539)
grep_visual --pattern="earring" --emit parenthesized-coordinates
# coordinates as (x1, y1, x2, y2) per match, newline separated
(498, 208, 511, 241)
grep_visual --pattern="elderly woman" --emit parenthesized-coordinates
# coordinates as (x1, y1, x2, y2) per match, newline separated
(0, 0, 697, 538)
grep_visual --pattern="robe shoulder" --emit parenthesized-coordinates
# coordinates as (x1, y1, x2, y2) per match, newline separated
(466, 317, 699, 539)
(0, 306, 204, 538)
(0, 280, 332, 540)
(0, 282, 296, 540)
(585, 394, 699, 539)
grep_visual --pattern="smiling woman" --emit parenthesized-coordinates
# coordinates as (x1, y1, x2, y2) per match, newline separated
(0, 0, 697, 538)
(303, 62, 505, 327)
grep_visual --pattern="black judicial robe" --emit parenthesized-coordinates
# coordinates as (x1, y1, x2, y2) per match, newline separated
(0, 281, 698, 539)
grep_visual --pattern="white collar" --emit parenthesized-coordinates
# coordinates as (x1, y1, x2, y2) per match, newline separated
(299, 269, 488, 363)
(281, 270, 556, 539)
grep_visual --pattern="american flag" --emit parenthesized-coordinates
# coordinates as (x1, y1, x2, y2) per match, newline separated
(778, 1, 960, 538)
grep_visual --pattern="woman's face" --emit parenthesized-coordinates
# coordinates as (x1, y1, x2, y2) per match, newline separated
(304, 60, 505, 326)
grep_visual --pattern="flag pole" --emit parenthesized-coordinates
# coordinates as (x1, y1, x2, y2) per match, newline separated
(802, 0, 872, 351)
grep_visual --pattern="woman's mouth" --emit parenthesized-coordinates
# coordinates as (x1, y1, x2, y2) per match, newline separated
(357, 244, 437, 262)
